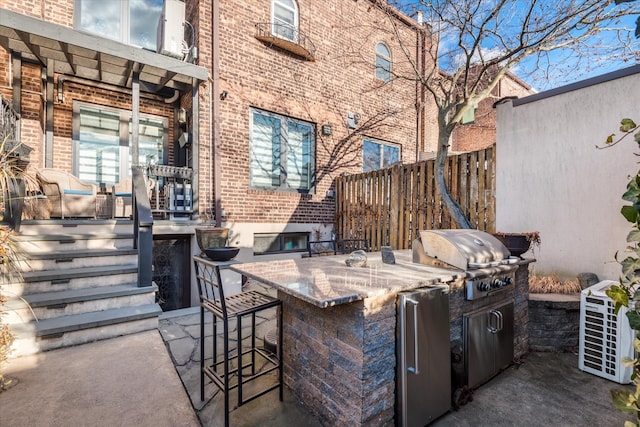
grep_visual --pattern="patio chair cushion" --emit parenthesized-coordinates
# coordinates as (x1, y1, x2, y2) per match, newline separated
(36, 168, 97, 218)
(112, 177, 155, 218)
(63, 189, 94, 195)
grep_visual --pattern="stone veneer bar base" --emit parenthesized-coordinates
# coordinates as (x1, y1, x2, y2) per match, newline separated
(281, 291, 396, 426)
(278, 262, 531, 426)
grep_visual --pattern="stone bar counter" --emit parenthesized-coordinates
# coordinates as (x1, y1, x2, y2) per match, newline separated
(230, 250, 531, 426)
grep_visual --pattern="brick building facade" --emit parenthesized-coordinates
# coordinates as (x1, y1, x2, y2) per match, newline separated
(202, 0, 435, 247)
(450, 72, 533, 153)
(1, 0, 434, 257)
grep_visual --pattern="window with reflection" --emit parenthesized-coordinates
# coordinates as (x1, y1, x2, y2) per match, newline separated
(75, 0, 163, 50)
(250, 108, 315, 192)
(272, 0, 299, 42)
(363, 139, 400, 172)
(254, 232, 309, 255)
(375, 42, 392, 82)
(73, 103, 167, 186)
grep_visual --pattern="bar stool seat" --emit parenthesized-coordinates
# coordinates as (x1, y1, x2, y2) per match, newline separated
(194, 255, 283, 427)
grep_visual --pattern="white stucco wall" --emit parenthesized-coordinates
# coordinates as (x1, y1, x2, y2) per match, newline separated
(496, 66, 640, 280)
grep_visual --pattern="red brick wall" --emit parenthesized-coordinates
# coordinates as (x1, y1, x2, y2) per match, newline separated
(202, 0, 430, 224)
(2, 0, 431, 228)
(3, 0, 74, 24)
(451, 74, 533, 153)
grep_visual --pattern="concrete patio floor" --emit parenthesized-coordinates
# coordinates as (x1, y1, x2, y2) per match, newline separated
(0, 306, 634, 426)
(160, 306, 635, 427)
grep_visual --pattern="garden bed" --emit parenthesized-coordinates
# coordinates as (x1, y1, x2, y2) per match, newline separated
(528, 274, 581, 352)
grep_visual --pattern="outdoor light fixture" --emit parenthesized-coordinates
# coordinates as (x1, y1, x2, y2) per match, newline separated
(177, 107, 187, 124)
(347, 111, 361, 129)
(220, 91, 228, 100)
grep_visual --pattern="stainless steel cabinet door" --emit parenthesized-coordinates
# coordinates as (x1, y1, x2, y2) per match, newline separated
(464, 299, 514, 389)
(494, 300, 514, 372)
(397, 287, 451, 427)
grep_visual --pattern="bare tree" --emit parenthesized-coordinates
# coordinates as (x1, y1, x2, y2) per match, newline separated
(382, 0, 640, 228)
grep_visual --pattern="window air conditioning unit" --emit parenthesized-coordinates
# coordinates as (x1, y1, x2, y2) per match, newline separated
(579, 280, 635, 384)
(157, 0, 185, 59)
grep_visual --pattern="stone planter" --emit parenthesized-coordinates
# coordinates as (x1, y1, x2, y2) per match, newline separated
(493, 232, 539, 257)
(195, 227, 229, 253)
(528, 293, 580, 352)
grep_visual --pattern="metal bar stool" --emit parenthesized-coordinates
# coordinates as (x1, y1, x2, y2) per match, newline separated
(194, 255, 283, 427)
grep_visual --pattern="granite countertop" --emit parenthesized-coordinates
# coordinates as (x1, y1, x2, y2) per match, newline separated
(230, 250, 466, 308)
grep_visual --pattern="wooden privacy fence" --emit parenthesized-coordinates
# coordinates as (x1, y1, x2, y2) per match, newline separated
(335, 145, 496, 251)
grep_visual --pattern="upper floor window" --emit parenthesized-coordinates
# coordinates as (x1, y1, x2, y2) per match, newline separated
(375, 43, 392, 82)
(75, 0, 163, 50)
(272, 0, 299, 43)
(250, 108, 315, 192)
(363, 139, 400, 172)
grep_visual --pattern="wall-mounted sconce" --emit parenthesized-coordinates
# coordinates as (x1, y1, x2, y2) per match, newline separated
(220, 91, 228, 100)
(326, 189, 336, 198)
(321, 124, 332, 136)
(177, 107, 187, 124)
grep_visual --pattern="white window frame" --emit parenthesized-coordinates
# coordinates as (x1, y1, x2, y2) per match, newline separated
(363, 138, 400, 172)
(249, 108, 315, 193)
(375, 42, 392, 82)
(271, 0, 299, 43)
(72, 102, 168, 186)
(74, 0, 163, 50)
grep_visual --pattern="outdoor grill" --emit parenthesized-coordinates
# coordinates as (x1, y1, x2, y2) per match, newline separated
(412, 229, 519, 393)
(412, 229, 518, 300)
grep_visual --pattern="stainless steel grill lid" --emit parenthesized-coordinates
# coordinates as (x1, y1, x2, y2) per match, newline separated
(414, 229, 511, 270)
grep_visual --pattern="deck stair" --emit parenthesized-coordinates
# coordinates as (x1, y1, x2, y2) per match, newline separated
(2, 219, 161, 357)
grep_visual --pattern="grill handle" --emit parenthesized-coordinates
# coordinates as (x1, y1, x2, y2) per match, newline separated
(406, 297, 420, 375)
(488, 309, 504, 333)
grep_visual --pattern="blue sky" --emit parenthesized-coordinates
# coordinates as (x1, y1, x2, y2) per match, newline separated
(517, 13, 640, 91)
(389, 1, 640, 91)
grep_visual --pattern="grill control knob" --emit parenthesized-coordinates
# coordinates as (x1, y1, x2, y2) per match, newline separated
(491, 279, 502, 288)
(504, 277, 513, 285)
(477, 281, 490, 292)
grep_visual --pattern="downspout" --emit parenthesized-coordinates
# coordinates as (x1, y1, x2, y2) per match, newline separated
(211, 0, 222, 227)
(420, 27, 426, 157)
(415, 25, 421, 161)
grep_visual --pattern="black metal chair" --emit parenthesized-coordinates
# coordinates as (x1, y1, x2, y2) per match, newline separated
(337, 238, 370, 254)
(194, 255, 283, 427)
(307, 237, 370, 257)
(307, 239, 338, 256)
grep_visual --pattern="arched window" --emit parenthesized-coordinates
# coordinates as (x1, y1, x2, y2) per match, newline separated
(272, 0, 299, 43)
(375, 42, 392, 82)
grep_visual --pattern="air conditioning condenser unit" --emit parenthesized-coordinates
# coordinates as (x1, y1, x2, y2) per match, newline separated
(157, 0, 185, 59)
(579, 280, 635, 384)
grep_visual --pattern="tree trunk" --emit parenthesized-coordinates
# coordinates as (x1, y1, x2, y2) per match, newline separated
(435, 129, 473, 229)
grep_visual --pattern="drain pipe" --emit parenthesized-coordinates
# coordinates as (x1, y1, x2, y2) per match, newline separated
(211, 0, 222, 227)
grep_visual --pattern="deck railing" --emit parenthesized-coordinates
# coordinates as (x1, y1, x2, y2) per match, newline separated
(0, 93, 19, 149)
(132, 166, 153, 287)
